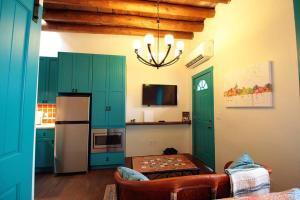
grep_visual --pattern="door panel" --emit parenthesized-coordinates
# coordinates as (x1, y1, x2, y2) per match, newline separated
(0, 0, 42, 198)
(38, 57, 48, 103)
(92, 91, 107, 128)
(108, 56, 125, 92)
(74, 54, 92, 93)
(192, 68, 215, 170)
(108, 91, 125, 127)
(92, 55, 107, 91)
(35, 137, 53, 168)
(47, 58, 58, 103)
(58, 52, 73, 93)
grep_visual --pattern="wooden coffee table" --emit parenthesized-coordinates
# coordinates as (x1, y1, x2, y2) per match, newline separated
(128, 154, 212, 179)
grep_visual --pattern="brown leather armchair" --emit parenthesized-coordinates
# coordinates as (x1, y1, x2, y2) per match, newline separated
(114, 162, 272, 200)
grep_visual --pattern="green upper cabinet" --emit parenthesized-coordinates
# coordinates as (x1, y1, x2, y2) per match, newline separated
(38, 58, 48, 103)
(38, 57, 58, 104)
(58, 52, 92, 93)
(74, 54, 92, 93)
(58, 52, 73, 93)
(48, 58, 59, 103)
(92, 55, 126, 128)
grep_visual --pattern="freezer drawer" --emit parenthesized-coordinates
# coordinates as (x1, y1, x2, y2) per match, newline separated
(55, 124, 89, 173)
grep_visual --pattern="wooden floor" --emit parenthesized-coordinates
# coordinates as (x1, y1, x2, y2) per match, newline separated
(34, 155, 211, 200)
(35, 169, 115, 200)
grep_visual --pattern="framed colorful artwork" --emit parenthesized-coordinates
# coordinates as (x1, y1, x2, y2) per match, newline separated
(224, 61, 273, 107)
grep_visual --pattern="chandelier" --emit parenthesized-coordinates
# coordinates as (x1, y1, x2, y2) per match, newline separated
(133, 0, 184, 69)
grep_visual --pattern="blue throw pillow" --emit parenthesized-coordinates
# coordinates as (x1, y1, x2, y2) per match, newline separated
(117, 167, 149, 181)
(229, 153, 261, 169)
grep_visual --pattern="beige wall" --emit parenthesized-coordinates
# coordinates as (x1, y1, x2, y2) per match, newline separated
(187, 0, 300, 191)
(40, 32, 191, 156)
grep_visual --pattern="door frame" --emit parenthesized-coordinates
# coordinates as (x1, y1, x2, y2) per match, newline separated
(294, 0, 300, 87)
(192, 66, 215, 170)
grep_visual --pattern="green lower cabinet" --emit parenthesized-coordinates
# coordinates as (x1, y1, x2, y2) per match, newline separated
(90, 152, 125, 169)
(35, 129, 55, 172)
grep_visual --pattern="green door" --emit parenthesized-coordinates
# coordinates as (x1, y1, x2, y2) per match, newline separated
(74, 54, 92, 93)
(58, 52, 74, 93)
(38, 57, 49, 103)
(294, 0, 300, 85)
(192, 67, 215, 170)
(47, 58, 58, 103)
(107, 56, 125, 127)
(0, 0, 42, 198)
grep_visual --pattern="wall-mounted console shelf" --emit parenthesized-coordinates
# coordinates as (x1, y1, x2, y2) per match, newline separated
(126, 121, 191, 126)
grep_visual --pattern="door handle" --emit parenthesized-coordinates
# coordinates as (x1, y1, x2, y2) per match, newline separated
(105, 106, 111, 111)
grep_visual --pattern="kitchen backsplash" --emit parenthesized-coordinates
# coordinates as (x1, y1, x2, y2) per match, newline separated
(37, 104, 56, 124)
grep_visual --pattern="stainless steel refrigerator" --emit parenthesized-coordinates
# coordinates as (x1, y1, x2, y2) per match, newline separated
(55, 95, 90, 174)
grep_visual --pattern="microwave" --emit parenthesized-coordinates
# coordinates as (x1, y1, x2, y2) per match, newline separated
(91, 128, 125, 153)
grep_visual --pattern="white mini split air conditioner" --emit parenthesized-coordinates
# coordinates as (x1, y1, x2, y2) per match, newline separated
(185, 40, 214, 68)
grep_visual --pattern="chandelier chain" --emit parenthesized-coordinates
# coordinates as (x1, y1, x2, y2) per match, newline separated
(157, 0, 160, 63)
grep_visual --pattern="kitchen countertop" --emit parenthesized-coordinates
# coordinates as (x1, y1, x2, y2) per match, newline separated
(35, 124, 55, 129)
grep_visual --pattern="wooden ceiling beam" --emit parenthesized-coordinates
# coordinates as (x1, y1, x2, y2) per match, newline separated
(43, 0, 215, 21)
(145, 0, 230, 7)
(42, 22, 194, 39)
(43, 9, 204, 32)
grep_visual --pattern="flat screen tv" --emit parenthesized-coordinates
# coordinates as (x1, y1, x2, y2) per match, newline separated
(142, 84, 177, 106)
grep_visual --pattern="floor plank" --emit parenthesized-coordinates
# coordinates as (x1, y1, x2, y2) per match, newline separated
(34, 169, 115, 200)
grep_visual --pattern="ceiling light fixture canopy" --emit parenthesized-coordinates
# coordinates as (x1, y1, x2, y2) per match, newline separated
(133, 0, 184, 69)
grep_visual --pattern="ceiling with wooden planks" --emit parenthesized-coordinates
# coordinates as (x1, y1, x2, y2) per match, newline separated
(42, 0, 230, 39)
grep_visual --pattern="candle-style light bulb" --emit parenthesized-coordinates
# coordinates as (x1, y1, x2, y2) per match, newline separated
(176, 41, 184, 51)
(133, 40, 141, 51)
(144, 34, 154, 45)
(164, 34, 174, 46)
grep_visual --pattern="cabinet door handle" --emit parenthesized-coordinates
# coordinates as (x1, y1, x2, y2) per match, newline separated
(106, 157, 109, 162)
(108, 106, 111, 111)
(75, 89, 78, 93)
